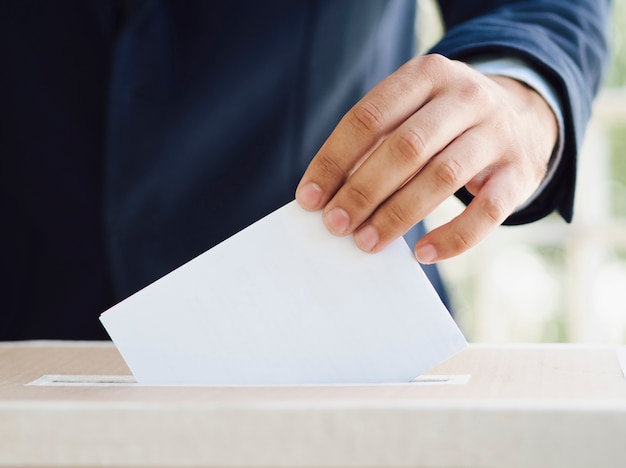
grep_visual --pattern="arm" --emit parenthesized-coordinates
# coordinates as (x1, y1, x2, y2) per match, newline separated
(296, 0, 610, 262)
(433, 0, 611, 224)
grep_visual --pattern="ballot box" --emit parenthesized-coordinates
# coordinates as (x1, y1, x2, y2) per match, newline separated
(1, 341, 626, 467)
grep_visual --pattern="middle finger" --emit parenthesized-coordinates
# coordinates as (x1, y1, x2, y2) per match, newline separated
(353, 128, 501, 252)
(322, 92, 482, 236)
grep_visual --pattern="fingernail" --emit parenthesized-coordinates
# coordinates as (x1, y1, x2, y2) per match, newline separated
(355, 225, 379, 252)
(415, 244, 437, 264)
(296, 182, 323, 210)
(324, 207, 350, 235)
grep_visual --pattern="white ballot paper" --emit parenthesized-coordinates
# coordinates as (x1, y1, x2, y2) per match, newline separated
(100, 201, 467, 385)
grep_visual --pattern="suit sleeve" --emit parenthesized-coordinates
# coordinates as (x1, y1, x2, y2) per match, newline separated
(431, 0, 611, 224)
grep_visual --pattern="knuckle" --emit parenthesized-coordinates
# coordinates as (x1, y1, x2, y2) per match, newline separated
(450, 228, 475, 252)
(420, 53, 448, 74)
(345, 181, 376, 208)
(349, 100, 387, 135)
(390, 129, 428, 166)
(417, 54, 450, 86)
(432, 158, 464, 188)
(385, 201, 415, 230)
(459, 80, 488, 103)
(480, 194, 509, 224)
(315, 153, 346, 181)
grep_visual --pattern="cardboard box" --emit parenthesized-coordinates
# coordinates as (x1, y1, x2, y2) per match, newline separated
(1, 341, 625, 467)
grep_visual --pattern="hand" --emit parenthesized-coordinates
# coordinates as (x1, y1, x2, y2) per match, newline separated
(295, 54, 558, 263)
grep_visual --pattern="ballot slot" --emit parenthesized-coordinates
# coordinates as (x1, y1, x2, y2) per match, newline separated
(26, 375, 137, 386)
(25, 374, 471, 387)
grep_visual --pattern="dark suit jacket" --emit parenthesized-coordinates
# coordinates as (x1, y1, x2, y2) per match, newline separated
(0, 0, 609, 339)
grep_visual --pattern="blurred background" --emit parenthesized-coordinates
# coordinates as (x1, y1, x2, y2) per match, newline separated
(418, 0, 626, 344)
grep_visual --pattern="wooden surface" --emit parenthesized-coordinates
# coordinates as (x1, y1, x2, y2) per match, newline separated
(1, 341, 626, 467)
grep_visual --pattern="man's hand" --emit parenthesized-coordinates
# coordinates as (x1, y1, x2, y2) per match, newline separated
(295, 54, 558, 263)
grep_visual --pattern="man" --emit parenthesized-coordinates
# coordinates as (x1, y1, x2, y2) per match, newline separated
(0, 1, 610, 339)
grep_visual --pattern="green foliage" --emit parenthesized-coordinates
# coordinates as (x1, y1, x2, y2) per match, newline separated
(610, 124, 626, 217)
(606, 1, 626, 87)
(607, 3, 626, 217)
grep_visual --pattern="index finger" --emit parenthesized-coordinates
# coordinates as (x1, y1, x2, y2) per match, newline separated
(295, 55, 446, 211)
